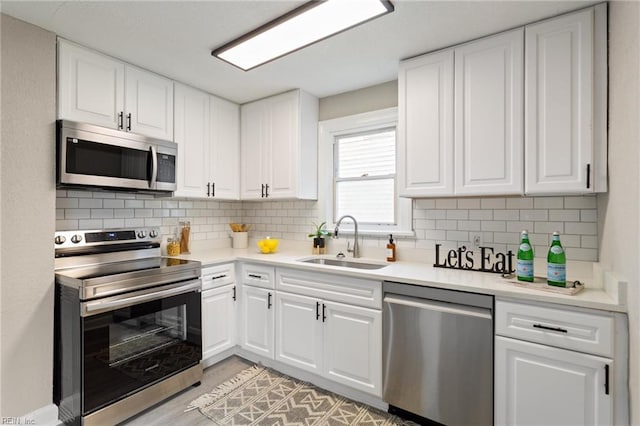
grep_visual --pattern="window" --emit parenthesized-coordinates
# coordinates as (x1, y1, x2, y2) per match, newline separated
(318, 108, 412, 236)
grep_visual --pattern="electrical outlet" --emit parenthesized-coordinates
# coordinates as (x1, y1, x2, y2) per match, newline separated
(472, 234, 481, 248)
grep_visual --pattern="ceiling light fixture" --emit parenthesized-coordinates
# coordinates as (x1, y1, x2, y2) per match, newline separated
(211, 0, 394, 71)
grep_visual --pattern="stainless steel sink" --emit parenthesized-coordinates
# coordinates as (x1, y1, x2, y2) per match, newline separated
(298, 257, 388, 270)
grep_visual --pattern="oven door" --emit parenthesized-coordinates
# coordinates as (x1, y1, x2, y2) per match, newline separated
(80, 280, 201, 415)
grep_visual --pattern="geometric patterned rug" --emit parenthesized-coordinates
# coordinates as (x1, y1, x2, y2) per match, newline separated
(186, 365, 417, 425)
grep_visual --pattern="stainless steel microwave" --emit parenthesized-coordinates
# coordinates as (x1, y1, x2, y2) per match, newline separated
(57, 120, 177, 193)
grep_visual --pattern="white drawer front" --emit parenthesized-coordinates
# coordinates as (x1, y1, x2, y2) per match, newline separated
(241, 263, 275, 289)
(495, 300, 614, 357)
(276, 268, 382, 309)
(202, 263, 235, 291)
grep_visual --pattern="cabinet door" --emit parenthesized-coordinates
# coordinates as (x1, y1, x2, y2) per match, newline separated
(323, 301, 382, 396)
(267, 91, 298, 199)
(124, 65, 173, 140)
(240, 286, 274, 359)
(174, 83, 210, 198)
(454, 29, 524, 195)
(525, 7, 601, 194)
(58, 39, 125, 129)
(275, 292, 322, 374)
(210, 95, 240, 199)
(240, 101, 268, 199)
(397, 49, 454, 197)
(202, 285, 236, 360)
(495, 336, 612, 426)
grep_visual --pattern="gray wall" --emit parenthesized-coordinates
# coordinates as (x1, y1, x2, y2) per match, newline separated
(0, 14, 56, 416)
(319, 80, 397, 121)
(600, 2, 640, 422)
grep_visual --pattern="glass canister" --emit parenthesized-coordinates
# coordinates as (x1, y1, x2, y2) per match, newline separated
(167, 237, 180, 256)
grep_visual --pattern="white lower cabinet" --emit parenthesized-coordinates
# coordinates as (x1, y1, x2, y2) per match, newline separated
(275, 269, 382, 397)
(202, 284, 236, 360)
(495, 336, 612, 425)
(495, 299, 618, 426)
(322, 300, 381, 395)
(201, 263, 237, 362)
(275, 292, 323, 374)
(240, 285, 275, 359)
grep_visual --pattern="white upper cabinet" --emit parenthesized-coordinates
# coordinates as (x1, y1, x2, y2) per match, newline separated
(240, 90, 318, 200)
(397, 49, 454, 197)
(58, 39, 125, 130)
(525, 4, 607, 194)
(174, 85, 240, 199)
(454, 28, 524, 195)
(123, 65, 174, 140)
(58, 39, 173, 141)
(174, 83, 210, 198)
(210, 96, 240, 199)
(398, 29, 523, 197)
(398, 4, 607, 197)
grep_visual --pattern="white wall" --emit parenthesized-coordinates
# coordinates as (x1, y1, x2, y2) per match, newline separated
(0, 14, 56, 417)
(600, 2, 640, 423)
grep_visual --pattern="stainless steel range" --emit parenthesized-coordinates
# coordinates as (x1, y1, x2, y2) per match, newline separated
(53, 227, 202, 426)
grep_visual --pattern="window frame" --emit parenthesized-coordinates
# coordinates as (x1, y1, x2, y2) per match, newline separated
(318, 107, 413, 237)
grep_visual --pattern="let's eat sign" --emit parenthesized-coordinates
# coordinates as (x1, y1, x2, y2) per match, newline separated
(433, 244, 515, 275)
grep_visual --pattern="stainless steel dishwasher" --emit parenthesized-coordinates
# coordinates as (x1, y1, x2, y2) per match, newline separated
(382, 281, 494, 425)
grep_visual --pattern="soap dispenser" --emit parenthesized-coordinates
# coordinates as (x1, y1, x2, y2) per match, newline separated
(386, 234, 396, 262)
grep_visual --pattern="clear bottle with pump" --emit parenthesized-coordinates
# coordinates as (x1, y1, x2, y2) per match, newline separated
(517, 230, 534, 282)
(386, 234, 396, 262)
(547, 231, 567, 287)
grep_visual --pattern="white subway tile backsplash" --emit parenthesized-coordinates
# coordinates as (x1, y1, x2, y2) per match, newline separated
(549, 210, 580, 222)
(56, 192, 600, 261)
(79, 198, 103, 208)
(446, 210, 468, 220)
(505, 197, 534, 209)
(580, 209, 597, 222)
(534, 221, 564, 234)
(565, 222, 598, 235)
(520, 209, 548, 221)
(533, 197, 564, 209)
(564, 195, 597, 209)
(469, 210, 493, 221)
(493, 210, 519, 221)
(103, 199, 125, 209)
(480, 198, 506, 209)
(481, 221, 506, 232)
(124, 200, 144, 208)
(435, 199, 457, 209)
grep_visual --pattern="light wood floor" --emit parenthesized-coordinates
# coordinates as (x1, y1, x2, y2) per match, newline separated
(122, 356, 254, 425)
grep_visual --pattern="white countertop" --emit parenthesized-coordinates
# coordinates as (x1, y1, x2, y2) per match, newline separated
(175, 244, 627, 313)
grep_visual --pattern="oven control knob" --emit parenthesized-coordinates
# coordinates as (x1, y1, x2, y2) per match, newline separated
(71, 234, 83, 244)
(149, 229, 158, 239)
(137, 230, 147, 239)
(54, 235, 66, 245)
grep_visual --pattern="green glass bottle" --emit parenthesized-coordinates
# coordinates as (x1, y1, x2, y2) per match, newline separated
(517, 230, 534, 282)
(547, 231, 567, 287)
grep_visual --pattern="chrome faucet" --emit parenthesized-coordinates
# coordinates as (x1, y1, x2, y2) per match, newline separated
(334, 215, 359, 258)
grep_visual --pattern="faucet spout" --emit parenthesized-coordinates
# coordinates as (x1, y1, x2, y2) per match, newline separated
(334, 215, 359, 258)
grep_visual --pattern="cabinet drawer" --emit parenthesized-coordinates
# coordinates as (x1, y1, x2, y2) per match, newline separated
(495, 300, 613, 357)
(240, 263, 275, 289)
(276, 268, 381, 309)
(202, 263, 235, 291)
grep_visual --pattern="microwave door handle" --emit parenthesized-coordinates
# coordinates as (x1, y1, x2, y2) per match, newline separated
(149, 145, 158, 188)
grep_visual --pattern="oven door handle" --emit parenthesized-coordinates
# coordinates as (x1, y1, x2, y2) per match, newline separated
(81, 280, 201, 317)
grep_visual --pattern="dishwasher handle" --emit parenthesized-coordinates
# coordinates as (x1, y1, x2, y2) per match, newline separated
(384, 294, 492, 320)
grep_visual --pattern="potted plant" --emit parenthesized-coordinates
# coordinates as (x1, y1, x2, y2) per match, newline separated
(308, 221, 333, 250)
